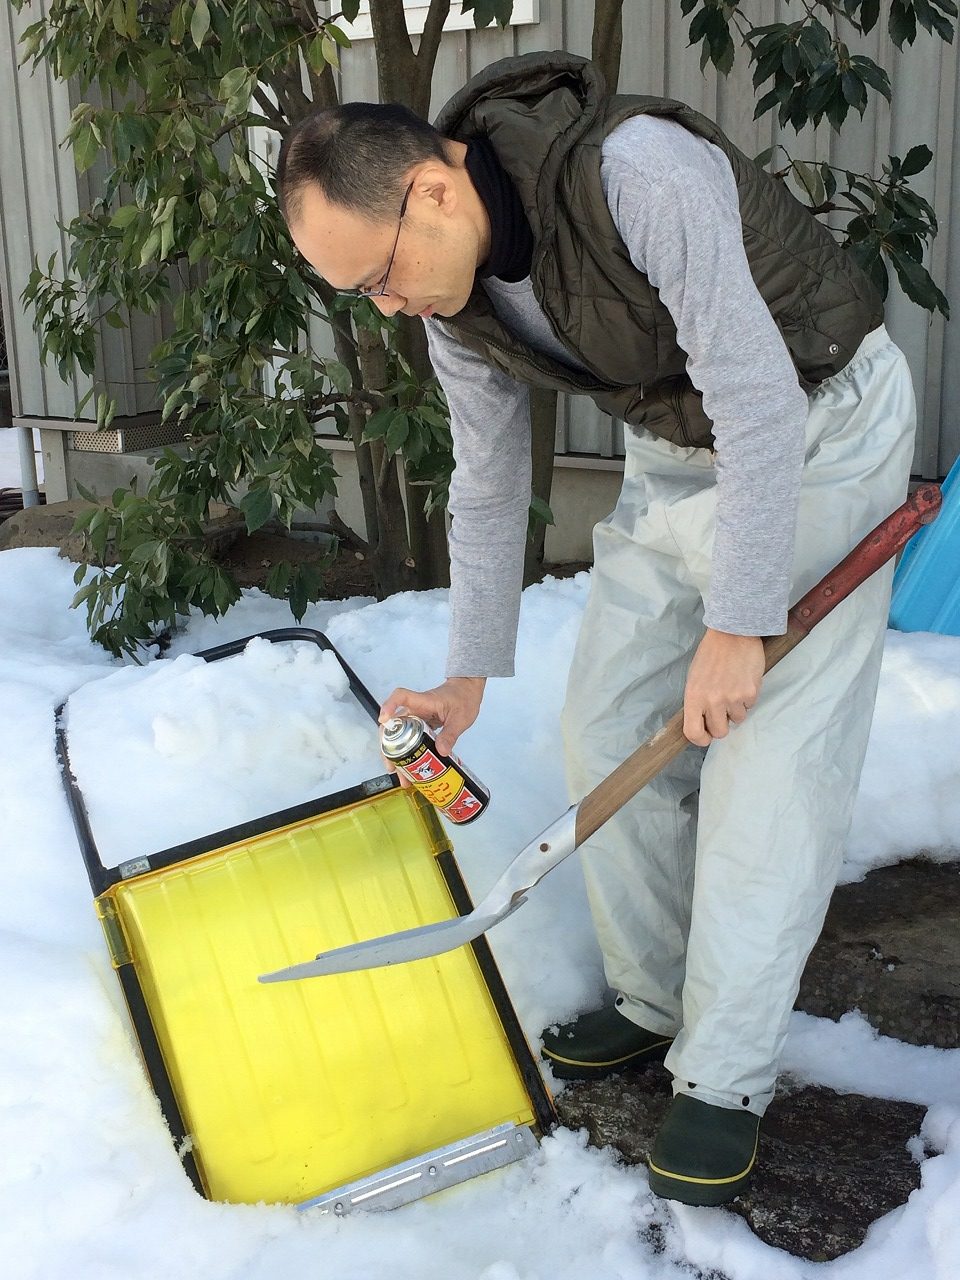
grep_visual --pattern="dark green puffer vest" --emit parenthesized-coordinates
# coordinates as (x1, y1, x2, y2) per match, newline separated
(434, 52, 883, 449)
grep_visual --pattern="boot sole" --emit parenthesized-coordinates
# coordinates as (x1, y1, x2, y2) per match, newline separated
(541, 1037, 673, 1081)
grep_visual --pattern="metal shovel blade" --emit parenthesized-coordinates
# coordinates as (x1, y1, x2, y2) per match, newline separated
(258, 905, 519, 981)
(258, 807, 578, 982)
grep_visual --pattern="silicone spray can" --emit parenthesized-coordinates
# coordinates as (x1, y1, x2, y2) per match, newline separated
(379, 713, 490, 824)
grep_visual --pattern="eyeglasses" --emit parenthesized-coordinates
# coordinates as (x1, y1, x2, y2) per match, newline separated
(340, 181, 414, 299)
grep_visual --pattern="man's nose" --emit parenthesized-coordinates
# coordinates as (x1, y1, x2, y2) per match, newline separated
(371, 292, 405, 317)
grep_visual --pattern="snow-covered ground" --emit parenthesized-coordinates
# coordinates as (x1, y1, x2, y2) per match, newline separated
(1, 544, 959, 1280)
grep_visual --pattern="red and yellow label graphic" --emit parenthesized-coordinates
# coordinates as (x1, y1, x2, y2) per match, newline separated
(446, 786, 484, 823)
(396, 740, 487, 824)
(404, 748, 446, 782)
(397, 745, 461, 805)
(418, 772, 465, 809)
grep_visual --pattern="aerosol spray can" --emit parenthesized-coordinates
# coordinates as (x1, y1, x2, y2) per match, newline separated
(379, 713, 490, 825)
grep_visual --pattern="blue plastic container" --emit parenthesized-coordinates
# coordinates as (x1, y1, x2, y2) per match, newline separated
(889, 456, 960, 635)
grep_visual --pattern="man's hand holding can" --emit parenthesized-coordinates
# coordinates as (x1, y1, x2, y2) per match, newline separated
(379, 675, 487, 762)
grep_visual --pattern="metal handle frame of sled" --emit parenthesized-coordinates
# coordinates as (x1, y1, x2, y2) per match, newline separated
(54, 629, 557, 1200)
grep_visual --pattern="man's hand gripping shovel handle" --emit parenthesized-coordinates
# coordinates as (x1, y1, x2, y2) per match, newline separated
(259, 486, 941, 983)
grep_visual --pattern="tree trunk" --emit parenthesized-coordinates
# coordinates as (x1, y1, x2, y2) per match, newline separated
(327, 320, 379, 553)
(592, 0, 625, 90)
(523, 386, 558, 587)
(397, 315, 450, 588)
(363, 0, 454, 591)
(369, 0, 451, 116)
(357, 326, 418, 595)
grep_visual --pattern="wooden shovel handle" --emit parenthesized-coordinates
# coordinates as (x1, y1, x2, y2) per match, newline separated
(573, 485, 942, 848)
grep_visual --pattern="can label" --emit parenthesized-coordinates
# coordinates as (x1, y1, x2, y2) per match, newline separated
(404, 748, 447, 783)
(380, 716, 490, 824)
(445, 786, 485, 823)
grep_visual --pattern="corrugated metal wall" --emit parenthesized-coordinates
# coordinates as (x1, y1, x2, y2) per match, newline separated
(0, 1, 178, 423)
(1, 1, 957, 475)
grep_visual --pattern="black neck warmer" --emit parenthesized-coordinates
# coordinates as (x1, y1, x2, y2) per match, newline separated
(465, 137, 534, 283)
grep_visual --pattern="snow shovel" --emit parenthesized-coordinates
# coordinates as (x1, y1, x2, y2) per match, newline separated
(260, 484, 941, 984)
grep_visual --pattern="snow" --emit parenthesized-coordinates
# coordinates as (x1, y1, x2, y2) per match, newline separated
(844, 630, 960, 881)
(1, 543, 959, 1280)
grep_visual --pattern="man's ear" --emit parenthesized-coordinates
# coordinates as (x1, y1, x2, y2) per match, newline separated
(413, 164, 458, 216)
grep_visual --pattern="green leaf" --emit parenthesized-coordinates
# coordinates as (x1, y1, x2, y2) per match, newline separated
(859, 0, 881, 33)
(213, 570, 236, 613)
(901, 144, 933, 177)
(289, 572, 308, 622)
(321, 34, 339, 67)
(159, 217, 175, 261)
(170, 2, 187, 43)
(841, 70, 868, 114)
(793, 159, 826, 207)
(825, 90, 851, 131)
(307, 35, 326, 73)
(218, 66, 251, 103)
(527, 494, 555, 542)
(138, 227, 161, 269)
(889, 0, 918, 46)
(240, 486, 275, 533)
(325, 360, 352, 395)
(75, 387, 95, 417)
(175, 116, 196, 153)
(110, 205, 139, 228)
(362, 407, 396, 441)
(461, 0, 515, 28)
(712, 28, 736, 76)
(850, 55, 892, 100)
(130, 539, 161, 563)
(190, 0, 211, 49)
(890, 250, 950, 317)
(385, 413, 410, 454)
(199, 189, 217, 222)
(341, 0, 361, 20)
(71, 505, 99, 534)
(156, 194, 177, 228)
(753, 86, 783, 121)
(73, 124, 99, 174)
(265, 562, 292, 599)
(929, 8, 955, 41)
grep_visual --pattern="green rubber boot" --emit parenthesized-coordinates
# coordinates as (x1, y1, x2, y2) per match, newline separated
(540, 1003, 674, 1080)
(647, 1094, 760, 1206)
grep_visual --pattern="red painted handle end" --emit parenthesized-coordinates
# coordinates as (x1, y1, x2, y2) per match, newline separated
(787, 485, 942, 635)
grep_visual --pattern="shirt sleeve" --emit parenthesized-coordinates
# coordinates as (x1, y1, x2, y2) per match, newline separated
(605, 145, 810, 636)
(425, 318, 532, 677)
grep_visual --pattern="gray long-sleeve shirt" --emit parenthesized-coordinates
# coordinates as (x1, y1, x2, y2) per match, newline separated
(426, 114, 810, 677)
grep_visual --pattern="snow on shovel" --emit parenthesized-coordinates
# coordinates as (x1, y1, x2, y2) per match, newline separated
(259, 485, 941, 984)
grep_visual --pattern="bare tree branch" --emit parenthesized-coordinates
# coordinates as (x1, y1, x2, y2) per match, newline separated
(417, 0, 452, 85)
(252, 86, 286, 128)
